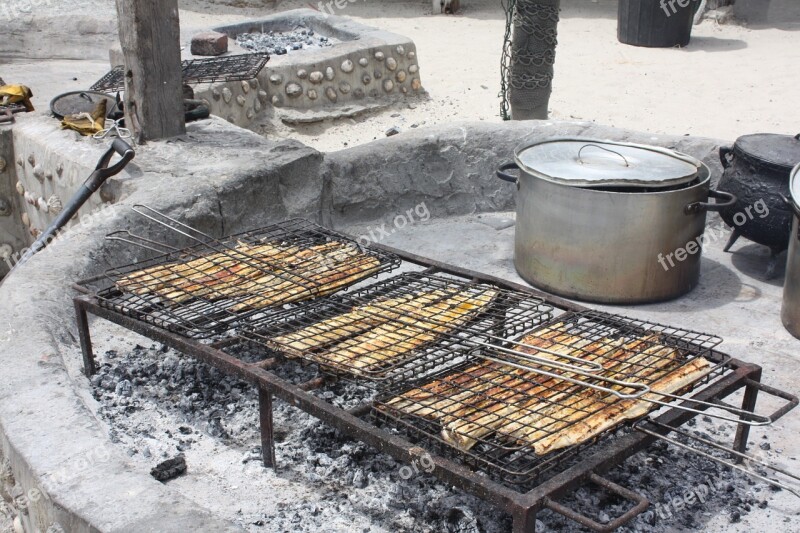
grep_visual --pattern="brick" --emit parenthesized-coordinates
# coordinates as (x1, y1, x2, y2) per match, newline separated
(191, 31, 228, 57)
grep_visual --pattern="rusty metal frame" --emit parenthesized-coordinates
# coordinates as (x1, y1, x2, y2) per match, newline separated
(73, 243, 798, 533)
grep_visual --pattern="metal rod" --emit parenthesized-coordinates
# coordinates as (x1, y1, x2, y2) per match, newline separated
(640, 392, 772, 426)
(74, 300, 96, 377)
(105, 230, 181, 254)
(635, 422, 800, 499)
(259, 388, 276, 468)
(473, 337, 604, 373)
(472, 352, 651, 400)
(734, 375, 762, 460)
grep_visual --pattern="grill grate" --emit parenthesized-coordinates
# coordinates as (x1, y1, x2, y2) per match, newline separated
(88, 219, 399, 339)
(90, 54, 270, 92)
(242, 272, 554, 382)
(372, 310, 726, 486)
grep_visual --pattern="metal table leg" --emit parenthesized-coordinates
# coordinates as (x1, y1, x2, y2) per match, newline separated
(259, 388, 277, 468)
(74, 300, 96, 377)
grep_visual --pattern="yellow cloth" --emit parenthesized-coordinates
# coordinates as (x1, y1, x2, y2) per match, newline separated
(0, 85, 34, 112)
(61, 100, 107, 136)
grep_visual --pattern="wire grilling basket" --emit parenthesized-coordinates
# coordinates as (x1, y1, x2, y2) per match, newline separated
(87, 207, 400, 338)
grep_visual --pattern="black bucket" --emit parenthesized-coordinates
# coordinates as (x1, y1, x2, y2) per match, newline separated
(618, 0, 696, 48)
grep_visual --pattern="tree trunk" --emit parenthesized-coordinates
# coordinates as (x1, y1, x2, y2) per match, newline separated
(115, 0, 186, 142)
(509, 0, 560, 120)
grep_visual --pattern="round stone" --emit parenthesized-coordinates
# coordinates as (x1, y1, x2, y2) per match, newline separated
(241, 80, 251, 93)
(285, 83, 303, 98)
(326, 87, 338, 102)
(401, 86, 408, 94)
(254, 99, 262, 112)
(297, 69, 308, 79)
(339, 82, 351, 94)
(269, 74, 284, 85)
(227, 115, 236, 123)
(396, 70, 407, 83)
(21, 213, 29, 227)
(358, 58, 369, 67)
(408, 51, 416, 59)
(222, 88, 233, 103)
(374, 70, 383, 79)
(411, 78, 422, 91)
(369, 88, 379, 98)
(362, 74, 371, 85)
(353, 88, 365, 99)
(383, 79, 394, 93)
(258, 90, 268, 103)
(15, 182, 24, 195)
(16, 157, 23, 168)
(36, 197, 46, 212)
(0, 158, 6, 172)
(249, 79, 259, 89)
(309, 71, 324, 84)
(409, 64, 419, 74)
(236, 95, 247, 106)
(374, 51, 385, 61)
(27, 154, 35, 167)
(307, 88, 318, 100)
(56, 164, 63, 177)
(325, 67, 335, 81)
(271, 95, 282, 107)
(33, 165, 45, 182)
(386, 58, 397, 71)
(47, 196, 62, 215)
(211, 88, 221, 101)
(246, 109, 255, 119)
(341, 59, 354, 73)
(30, 228, 41, 238)
(45, 171, 53, 180)
(396, 45, 405, 55)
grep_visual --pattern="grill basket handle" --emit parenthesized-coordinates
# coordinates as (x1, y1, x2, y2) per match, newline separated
(743, 378, 799, 423)
(543, 472, 649, 533)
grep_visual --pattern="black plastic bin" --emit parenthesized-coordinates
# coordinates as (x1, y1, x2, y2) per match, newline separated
(618, 0, 695, 48)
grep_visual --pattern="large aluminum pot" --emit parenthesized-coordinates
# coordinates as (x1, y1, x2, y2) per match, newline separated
(497, 138, 736, 304)
(781, 164, 800, 339)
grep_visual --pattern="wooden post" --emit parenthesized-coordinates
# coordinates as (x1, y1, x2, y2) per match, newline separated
(115, 0, 186, 142)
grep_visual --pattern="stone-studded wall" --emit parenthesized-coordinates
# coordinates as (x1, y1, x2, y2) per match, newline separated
(0, 127, 30, 277)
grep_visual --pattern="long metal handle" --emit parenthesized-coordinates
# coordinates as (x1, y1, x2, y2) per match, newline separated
(471, 338, 604, 373)
(639, 390, 772, 426)
(636, 421, 800, 499)
(105, 230, 181, 254)
(472, 350, 651, 400)
(15, 140, 134, 267)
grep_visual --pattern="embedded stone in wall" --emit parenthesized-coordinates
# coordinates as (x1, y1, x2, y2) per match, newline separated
(408, 51, 416, 59)
(257, 90, 268, 103)
(325, 67, 335, 81)
(236, 95, 247, 106)
(374, 70, 382, 79)
(358, 58, 368, 67)
(297, 69, 308, 79)
(386, 58, 397, 72)
(286, 83, 303, 98)
(396, 45, 405, 55)
(383, 80, 394, 93)
(309, 71, 324, 84)
(396, 71, 407, 83)
(222, 88, 233, 103)
(271, 95, 282, 106)
(0, 158, 6, 172)
(325, 87, 338, 102)
(411, 78, 422, 91)
(362, 74, 371, 85)
(241, 81, 251, 93)
(341, 60, 354, 73)
(211, 88, 221, 101)
(47, 195, 62, 215)
(409, 64, 419, 74)
(307, 89, 318, 100)
(269, 74, 284, 85)
(339, 82, 351, 94)
(374, 51, 385, 61)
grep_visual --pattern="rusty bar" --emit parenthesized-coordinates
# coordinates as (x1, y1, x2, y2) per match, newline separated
(259, 388, 277, 468)
(209, 337, 241, 350)
(255, 357, 278, 370)
(511, 508, 538, 533)
(347, 403, 373, 418)
(73, 299, 97, 377)
(733, 369, 762, 461)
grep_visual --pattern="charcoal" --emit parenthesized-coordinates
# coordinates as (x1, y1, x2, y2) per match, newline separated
(150, 455, 187, 482)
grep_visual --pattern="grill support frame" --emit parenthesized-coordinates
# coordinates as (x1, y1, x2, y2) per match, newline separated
(72, 243, 797, 532)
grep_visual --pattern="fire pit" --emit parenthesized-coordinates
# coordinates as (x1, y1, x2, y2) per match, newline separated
(73, 207, 798, 533)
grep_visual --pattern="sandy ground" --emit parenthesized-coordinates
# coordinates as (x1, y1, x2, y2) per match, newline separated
(2, 0, 799, 152)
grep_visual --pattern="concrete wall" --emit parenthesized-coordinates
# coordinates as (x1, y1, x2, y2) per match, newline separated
(0, 127, 28, 278)
(0, 118, 728, 532)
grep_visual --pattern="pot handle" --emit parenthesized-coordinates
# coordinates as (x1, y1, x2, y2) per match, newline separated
(496, 162, 520, 186)
(781, 194, 800, 219)
(719, 146, 734, 169)
(685, 189, 737, 215)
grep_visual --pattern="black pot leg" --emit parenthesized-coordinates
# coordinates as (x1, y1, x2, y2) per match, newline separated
(724, 229, 741, 253)
(765, 249, 784, 280)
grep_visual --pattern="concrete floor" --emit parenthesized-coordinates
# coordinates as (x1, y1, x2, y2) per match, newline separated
(341, 210, 800, 532)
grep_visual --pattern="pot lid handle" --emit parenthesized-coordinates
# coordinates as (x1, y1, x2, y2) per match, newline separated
(578, 144, 630, 167)
(795, 133, 800, 140)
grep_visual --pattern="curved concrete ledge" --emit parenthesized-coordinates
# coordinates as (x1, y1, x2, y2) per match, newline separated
(0, 119, 727, 531)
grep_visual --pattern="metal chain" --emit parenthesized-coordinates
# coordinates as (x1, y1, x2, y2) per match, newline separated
(511, 47, 556, 67)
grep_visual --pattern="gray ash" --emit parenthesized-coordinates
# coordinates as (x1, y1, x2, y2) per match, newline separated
(91, 342, 776, 532)
(236, 26, 333, 56)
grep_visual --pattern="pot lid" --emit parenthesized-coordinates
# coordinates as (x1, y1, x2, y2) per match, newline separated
(515, 139, 701, 189)
(734, 133, 800, 173)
